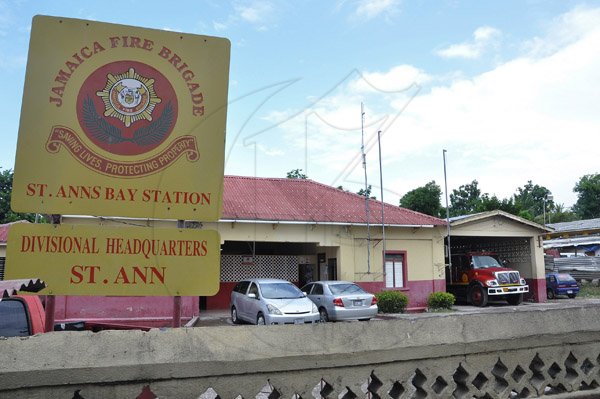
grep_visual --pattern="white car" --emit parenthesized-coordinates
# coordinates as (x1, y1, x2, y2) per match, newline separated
(301, 281, 378, 322)
(230, 278, 320, 325)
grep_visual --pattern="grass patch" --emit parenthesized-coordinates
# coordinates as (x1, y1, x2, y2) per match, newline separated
(578, 281, 600, 298)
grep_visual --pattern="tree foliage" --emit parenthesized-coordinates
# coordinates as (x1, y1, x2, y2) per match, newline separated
(446, 179, 555, 221)
(449, 180, 482, 217)
(0, 169, 36, 224)
(357, 184, 376, 199)
(538, 203, 578, 224)
(513, 180, 553, 218)
(286, 169, 307, 179)
(400, 181, 443, 217)
(572, 173, 600, 219)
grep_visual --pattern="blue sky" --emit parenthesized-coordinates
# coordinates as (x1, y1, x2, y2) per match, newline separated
(1, 0, 598, 208)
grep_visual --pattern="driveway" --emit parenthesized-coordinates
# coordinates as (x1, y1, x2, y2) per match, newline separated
(192, 298, 600, 327)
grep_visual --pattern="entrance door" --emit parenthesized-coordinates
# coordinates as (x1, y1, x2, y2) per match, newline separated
(318, 253, 327, 280)
(327, 258, 337, 280)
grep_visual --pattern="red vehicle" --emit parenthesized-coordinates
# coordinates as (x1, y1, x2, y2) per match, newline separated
(446, 252, 529, 307)
(0, 279, 173, 334)
(0, 295, 45, 337)
(0, 294, 154, 337)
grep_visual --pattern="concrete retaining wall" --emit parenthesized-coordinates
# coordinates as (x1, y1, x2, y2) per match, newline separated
(2, 303, 600, 398)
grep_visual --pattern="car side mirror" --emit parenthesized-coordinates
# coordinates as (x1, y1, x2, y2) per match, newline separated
(248, 293, 257, 299)
(302, 291, 308, 296)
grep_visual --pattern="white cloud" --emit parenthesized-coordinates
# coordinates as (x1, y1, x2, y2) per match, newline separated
(350, 65, 431, 93)
(523, 4, 600, 56)
(436, 26, 501, 59)
(213, 21, 228, 31)
(214, 1, 277, 32)
(0, 53, 26, 69)
(243, 6, 600, 207)
(354, 0, 401, 20)
(257, 143, 284, 157)
(235, 1, 275, 26)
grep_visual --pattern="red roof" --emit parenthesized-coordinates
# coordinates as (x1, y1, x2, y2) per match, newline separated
(223, 176, 446, 226)
(0, 220, 29, 243)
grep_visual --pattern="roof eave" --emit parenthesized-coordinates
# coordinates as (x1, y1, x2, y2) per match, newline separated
(219, 218, 438, 228)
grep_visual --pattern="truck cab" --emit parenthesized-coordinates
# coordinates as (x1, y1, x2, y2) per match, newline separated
(0, 295, 45, 337)
(446, 252, 529, 307)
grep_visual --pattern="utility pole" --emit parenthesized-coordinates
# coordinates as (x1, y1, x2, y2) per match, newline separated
(378, 130, 386, 271)
(361, 103, 371, 273)
(443, 149, 452, 283)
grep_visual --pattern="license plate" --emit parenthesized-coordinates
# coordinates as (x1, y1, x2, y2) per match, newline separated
(567, 290, 573, 294)
(353, 300, 363, 306)
(294, 319, 303, 324)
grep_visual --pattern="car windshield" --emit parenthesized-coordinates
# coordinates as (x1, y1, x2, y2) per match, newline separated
(260, 282, 304, 299)
(329, 283, 365, 295)
(557, 274, 576, 283)
(472, 256, 502, 269)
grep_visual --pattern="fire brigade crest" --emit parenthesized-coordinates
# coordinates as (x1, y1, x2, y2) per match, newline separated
(96, 67, 161, 128)
(45, 60, 199, 178)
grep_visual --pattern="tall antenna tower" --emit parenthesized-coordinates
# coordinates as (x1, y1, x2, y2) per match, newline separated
(361, 103, 371, 273)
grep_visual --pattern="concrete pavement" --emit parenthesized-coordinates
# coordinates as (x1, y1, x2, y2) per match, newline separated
(193, 297, 600, 327)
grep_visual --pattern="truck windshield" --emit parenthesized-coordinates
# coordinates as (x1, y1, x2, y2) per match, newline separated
(472, 256, 502, 269)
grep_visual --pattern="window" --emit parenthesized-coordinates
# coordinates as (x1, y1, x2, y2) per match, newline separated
(248, 282, 259, 297)
(0, 299, 31, 337)
(259, 282, 302, 299)
(234, 281, 250, 294)
(302, 283, 314, 294)
(385, 252, 406, 288)
(312, 284, 323, 295)
(329, 283, 365, 295)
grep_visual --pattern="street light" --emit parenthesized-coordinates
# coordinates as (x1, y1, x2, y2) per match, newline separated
(543, 194, 554, 226)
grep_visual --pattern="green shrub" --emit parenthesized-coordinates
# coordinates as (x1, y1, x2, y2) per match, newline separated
(375, 291, 409, 313)
(427, 292, 455, 311)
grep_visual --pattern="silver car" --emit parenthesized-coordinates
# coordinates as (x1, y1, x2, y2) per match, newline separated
(301, 281, 378, 322)
(230, 278, 320, 325)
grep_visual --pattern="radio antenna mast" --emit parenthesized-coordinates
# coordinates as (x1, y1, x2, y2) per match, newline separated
(361, 103, 371, 273)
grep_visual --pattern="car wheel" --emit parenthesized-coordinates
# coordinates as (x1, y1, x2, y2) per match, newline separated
(231, 306, 241, 324)
(506, 294, 523, 306)
(568, 294, 577, 299)
(469, 285, 488, 307)
(319, 307, 329, 323)
(547, 288, 555, 300)
(257, 313, 266, 325)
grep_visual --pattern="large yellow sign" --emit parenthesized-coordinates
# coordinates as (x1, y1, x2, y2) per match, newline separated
(5, 223, 220, 296)
(12, 16, 230, 221)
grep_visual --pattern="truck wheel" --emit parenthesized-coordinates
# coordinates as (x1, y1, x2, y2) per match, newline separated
(506, 294, 523, 305)
(469, 285, 488, 307)
(547, 288, 555, 300)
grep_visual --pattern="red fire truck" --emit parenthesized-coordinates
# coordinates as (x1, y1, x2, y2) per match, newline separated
(446, 252, 529, 307)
